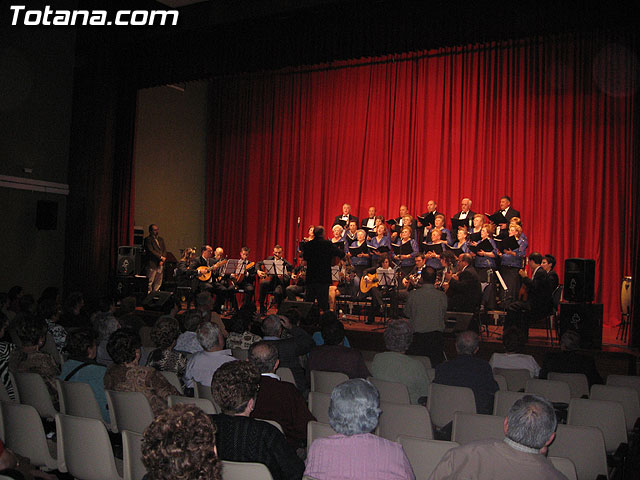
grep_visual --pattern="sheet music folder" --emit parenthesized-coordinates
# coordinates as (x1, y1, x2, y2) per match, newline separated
(262, 259, 285, 275)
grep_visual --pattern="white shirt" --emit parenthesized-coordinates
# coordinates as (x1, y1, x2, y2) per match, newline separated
(183, 349, 236, 387)
(489, 353, 540, 378)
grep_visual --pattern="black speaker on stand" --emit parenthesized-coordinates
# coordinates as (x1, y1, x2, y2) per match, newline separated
(117, 246, 143, 276)
(558, 303, 603, 349)
(564, 258, 595, 303)
(278, 300, 319, 326)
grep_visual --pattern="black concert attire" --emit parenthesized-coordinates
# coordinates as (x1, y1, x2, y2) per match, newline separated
(190, 255, 215, 294)
(446, 265, 483, 313)
(301, 238, 345, 311)
(333, 214, 359, 228)
(505, 266, 553, 340)
(362, 264, 400, 322)
(175, 260, 197, 287)
(492, 206, 521, 238)
(451, 210, 476, 231)
(285, 264, 306, 301)
(229, 260, 257, 310)
(258, 257, 293, 314)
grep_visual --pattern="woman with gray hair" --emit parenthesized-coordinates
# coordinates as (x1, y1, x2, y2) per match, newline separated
(305, 378, 415, 479)
(371, 319, 430, 404)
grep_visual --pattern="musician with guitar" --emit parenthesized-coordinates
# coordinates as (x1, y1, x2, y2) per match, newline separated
(228, 246, 257, 311)
(360, 255, 399, 323)
(192, 246, 229, 310)
(144, 224, 166, 293)
(257, 245, 293, 315)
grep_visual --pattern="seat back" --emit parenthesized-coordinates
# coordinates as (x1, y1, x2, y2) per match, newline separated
(378, 401, 433, 441)
(547, 424, 607, 480)
(369, 377, 411, 404)
(590, 384, 640, 431)
(195, 381, 215, 401)
(425, 368, 435, 383)
(1, 402, 58, 470)
(221, 460, 274, 480)
(548, 456, 578, 480)
(11, 371, 58, 419)
(231, 348, 248, 361)
(607, 374, 640, 400)
(307, 421, 337, 453)
(547, 372, 589, 399)
(427, 383, 476, 428)
(525, 379, 570, 404)
(55, 413, 122, 480)
(444, 311, 474, 333)
(567, 398, 627, 453)
(407, 355, 432, 369)
(167, 395, 219, 414)
(159, 371, 183, 394)
(452, 412, 505, 445)
(492, 368, 530, 391)
(310, 370, 348, 394)
(493, 374, 507, 391)
(122, 430, 146, 480)
(276, 367, 296, 385)
(105, 390, 154, 434)
(56, 379, 104, 422)
(492, 390, 526, 417)
(308, 391, 331, 424)
(397, 435, 459, 480)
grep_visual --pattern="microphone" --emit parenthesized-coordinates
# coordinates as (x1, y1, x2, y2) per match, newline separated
(297, 217, 301, 225)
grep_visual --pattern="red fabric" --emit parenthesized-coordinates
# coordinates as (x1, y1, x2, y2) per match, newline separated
(207, 32, 636, 325)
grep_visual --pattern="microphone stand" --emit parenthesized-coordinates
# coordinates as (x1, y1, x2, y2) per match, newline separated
(294, 216, 301, 265)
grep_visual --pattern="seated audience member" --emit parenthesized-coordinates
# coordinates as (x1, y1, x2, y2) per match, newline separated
(38, 299, 66, 354)
(59, 291, 88, 329)
(434, 331, 498, 415)
(194, 292, 228, 337)
(248, 341, 316, 449)
(94, 309, 121, 366)
(0, 437, 57, 480)
(116, 295, 137, 317)
(262, 314, 315, 393)
(371, 319, 430, 405)
(8, 315, 60, 409)
(225, 309, 262, 350)
(146, 316, 188, 378)
(404, 267, 447, 366)
(103, 329, 179, 416)
(142, 404, 222, 480)
(210, 361, 305, 480)
(59, 328, 109, 422)
(308, 321, 370, 379)
(539, 330, 603, 387)
(428, 395, 566, 480)
(0, 312, 17, 400)
(183, 322, 235, 388)
(312, 311, 351, 347)
(305, 378, 415, 480)
(489, 327, 540, 378)
(174, 312, 203, 354)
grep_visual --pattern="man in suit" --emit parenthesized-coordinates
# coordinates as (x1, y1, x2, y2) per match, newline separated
(301, 226, 345, 312)
(144, 224, 166, 293)
(249, 341, 316, 449)
(505, 252, 553, 340)
(261, 314, 315, 393)
(419, 200, 445, 239)
(257, 245, 293, 315)
(445, 253, 483, 313)
(451, 197, 476, 231)
(493, 196, 521, 238)
(360, 205, 377, 232)
(333, 203, 358, 228)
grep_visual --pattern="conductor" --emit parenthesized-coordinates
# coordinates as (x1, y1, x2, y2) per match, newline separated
(301, 225, 345, 312)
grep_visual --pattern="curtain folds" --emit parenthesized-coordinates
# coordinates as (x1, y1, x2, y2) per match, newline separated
(207, 31, 636, 325)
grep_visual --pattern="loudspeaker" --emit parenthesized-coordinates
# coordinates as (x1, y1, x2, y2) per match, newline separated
(117, 246, 143, 276)
(143, 291, 175, 313)
(36, 200, 58, 230)
(558, 302, 603, 349)
(115, 275, 147, 302)
(278, 300, 319, 325)
(564, 258, 595, 302)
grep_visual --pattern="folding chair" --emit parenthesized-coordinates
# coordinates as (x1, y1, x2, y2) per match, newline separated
(378, 401, 433, 441)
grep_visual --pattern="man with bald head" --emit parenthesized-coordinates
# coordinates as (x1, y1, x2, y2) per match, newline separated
(419, 200, 445, 239)
(249, 341, 316, 449)
(451, 197, 476, 231)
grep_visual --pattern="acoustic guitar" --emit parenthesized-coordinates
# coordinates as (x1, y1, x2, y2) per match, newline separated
(360, 273, 379, 293)
(231, 262, 255, 286)
(196, 259, 227, 282)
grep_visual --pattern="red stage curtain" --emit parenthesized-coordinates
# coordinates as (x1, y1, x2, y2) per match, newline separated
(207, 32, 636, 325)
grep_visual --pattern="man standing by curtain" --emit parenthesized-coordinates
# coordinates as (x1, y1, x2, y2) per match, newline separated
(144, 224, 166, 293)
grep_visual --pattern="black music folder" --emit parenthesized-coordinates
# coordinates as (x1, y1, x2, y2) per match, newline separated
(368, 244, 390, 254)
(451, 217, 471, 233)
(476, 238, 495, 252)
(422, 243, 444, 255)
(334, 218, 348, 228)
(418, 213, 435, 228)
(469, 231, 482, 242)
(332, 241, 345, 251)
(486, 211, 507, 225)
(348, 242, 368, 255)
(392, 241, 414, 256)
(495, 235, 519, 252)
(445, 244, 464, 256)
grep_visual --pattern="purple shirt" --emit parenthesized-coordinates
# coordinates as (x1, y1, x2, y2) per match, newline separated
(305, 433, 415, 480)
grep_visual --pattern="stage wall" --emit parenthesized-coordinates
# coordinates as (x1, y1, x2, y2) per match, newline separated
(207, 31, 637, 325)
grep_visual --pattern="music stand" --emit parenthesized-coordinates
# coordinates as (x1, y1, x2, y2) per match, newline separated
(262, 259, 285, 276)
(331, 265, 341, 283)
(223, 259, 242, 275)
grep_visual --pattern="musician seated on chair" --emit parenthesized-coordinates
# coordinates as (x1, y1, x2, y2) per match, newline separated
(257, 245, 293, 315)
(228, 246, 257, 311)
(285, 261, 307, 301)
(361, 255, 399, 324)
